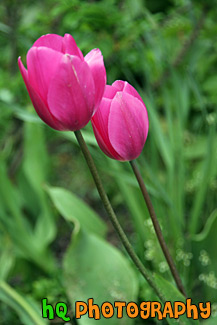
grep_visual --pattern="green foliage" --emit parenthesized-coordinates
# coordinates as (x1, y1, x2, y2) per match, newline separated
(0, 281, 48, 325)
(152, 274, 198, 325)
(64, 230, 138, 325)
(0, 0, 217, 324)
(47, 186, 107, 238)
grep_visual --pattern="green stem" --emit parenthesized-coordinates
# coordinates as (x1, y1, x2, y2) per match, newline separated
(130, 160, 187, 297)
(74, 130, 165, 302)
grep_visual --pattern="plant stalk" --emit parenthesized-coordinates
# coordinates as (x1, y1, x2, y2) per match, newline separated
(74, 130, 165, 302)
(130, 160, 187, 297)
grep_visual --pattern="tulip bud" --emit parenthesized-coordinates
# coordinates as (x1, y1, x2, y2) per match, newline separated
(18, 33, 106, 131)
(91, 80, 149, 161)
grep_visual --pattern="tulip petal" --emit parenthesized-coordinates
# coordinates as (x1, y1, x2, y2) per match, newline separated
(91, 98, 122, 160)
(47, 54, 95, 131)
(62, 34, 84, 59)
(33, 33, 63, 52)
(108, 92, 149, 160)
(18, 57, 64, 130)
(103, 85, 118, 99)
(85, 49, 106, 111)
(112, 80, 144, 104)
(27, 47, 63, 102)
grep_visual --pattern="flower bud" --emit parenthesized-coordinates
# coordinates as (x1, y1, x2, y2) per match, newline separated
(91, 80, 149, 161)
(18, 33, 106, 131)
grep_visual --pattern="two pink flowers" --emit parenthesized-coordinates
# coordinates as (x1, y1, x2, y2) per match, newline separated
(18, 33, 149, 161)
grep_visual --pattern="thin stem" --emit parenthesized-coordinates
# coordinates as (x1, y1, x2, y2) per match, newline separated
(130, 160, 187, 297)
(74, 130, 165, 302)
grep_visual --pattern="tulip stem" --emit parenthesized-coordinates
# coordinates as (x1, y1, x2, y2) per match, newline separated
(130, 160, 187, 297)
(74, 130, 165, 302)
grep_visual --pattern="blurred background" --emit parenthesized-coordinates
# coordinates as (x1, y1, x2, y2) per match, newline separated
(0, 0, 217, 324)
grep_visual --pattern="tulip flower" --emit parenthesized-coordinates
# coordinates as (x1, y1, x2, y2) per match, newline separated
(91, 80, 149, 161)
(18, 33, 106, 131)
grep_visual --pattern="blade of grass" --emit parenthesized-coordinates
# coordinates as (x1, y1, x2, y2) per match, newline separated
(0, 281, 48, 325)
(189, 124, 215, 234)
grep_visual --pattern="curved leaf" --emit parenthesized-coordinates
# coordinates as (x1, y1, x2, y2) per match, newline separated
(47, 186, 107, 238)
(0, 281, 48, 325)
(63, 229, 139, 324)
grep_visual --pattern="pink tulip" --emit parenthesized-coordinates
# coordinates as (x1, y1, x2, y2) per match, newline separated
(91, 80, 149, 161)
(18, 34, 106, 131)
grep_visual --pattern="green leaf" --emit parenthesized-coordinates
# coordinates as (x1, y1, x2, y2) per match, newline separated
(63, 229, 139, 324)
(153, 274, 199, 325)
(7, 104, 42, 123)
(0, 281, 48, 325)
(0, 159, 33, 249)
(145, 95, 174, 171)
(23, 122, 48, 194)
(0, 158, 54, 273)
(192, 209, 217, 244)
(0, 238, 14, 281)
(23, 122, 56, 247)
(0, 158, 25, 224)
(189, 125, 216, 234)
(46, 186, 107, 238)
(191, 209, 217, 302)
